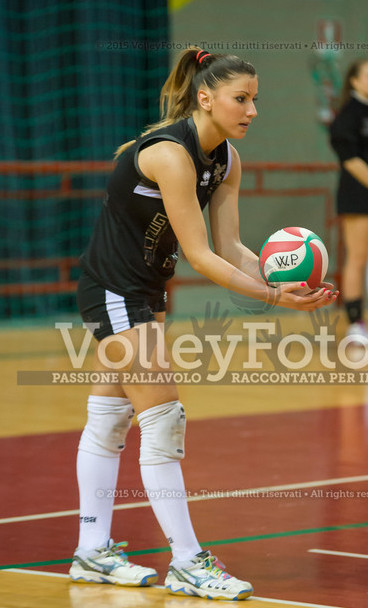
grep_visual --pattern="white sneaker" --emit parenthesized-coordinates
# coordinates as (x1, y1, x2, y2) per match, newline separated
(346, 322, 368, 344)
(69, 540, 158, 586)
(165, 550, 253, 601)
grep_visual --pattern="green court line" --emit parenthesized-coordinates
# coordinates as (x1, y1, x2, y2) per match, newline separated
(1, 521, 368, 571)
(0, 558, 72, 569)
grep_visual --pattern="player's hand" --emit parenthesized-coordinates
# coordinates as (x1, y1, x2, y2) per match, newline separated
(291, 281, 336, 296)
(318, 281, 335, 290)
(305, 281, 335, 294)
(270, 282, 339, 311)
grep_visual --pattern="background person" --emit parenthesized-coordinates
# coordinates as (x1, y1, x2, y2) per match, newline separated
(330, 58, 368, 340)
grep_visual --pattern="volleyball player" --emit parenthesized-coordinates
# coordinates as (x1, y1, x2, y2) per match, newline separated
(70, 48, 338, 600)
(330, 58, 368, 341)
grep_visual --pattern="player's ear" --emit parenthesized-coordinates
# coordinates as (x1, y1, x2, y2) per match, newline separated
(197, 88, 213, 111)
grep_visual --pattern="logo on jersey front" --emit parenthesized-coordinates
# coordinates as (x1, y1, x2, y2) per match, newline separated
(211, 163, 227, 187)
(144, 213, 169, 266)
(206, 162, 227, 195)
(200, 170, 211, 186)
(143, 214, 178, 275)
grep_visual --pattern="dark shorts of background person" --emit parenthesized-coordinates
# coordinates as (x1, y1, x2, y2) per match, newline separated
(77, 270, 167, 342)
(336, 170, 368, 215)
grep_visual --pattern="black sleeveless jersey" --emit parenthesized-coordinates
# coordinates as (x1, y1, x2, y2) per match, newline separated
(330, 94, 368, 215)
(80, 117, 231, 297)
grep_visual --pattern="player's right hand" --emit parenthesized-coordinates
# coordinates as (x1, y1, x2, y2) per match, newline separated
(270, 282, 339, 311)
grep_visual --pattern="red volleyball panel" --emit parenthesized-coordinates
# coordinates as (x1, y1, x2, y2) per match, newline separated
(260, 240, 303, 269)
(283, 227, 304, 238)
(307, 241, 323, 289)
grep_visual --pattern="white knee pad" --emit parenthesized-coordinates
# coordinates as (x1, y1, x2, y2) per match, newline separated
(137, 400, 186, 465)
(79, 395, 135, 458)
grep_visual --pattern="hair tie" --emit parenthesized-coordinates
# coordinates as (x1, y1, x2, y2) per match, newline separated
(196, 50, 211, 64)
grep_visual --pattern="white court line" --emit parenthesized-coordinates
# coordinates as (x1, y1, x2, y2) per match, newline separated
(309, 548, 368, 559)
(3, 570, 344, 607)
(1, 474, 368, 525)
(252, 596, 344, 608)
(4, 568, 69, 578)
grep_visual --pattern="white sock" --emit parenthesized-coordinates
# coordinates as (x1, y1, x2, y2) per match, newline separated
(76, 451, 119, 553)
(140, 461, 202, 563)
(76, 396, 131, 554)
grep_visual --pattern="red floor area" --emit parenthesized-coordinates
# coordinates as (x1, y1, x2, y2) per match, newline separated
(1, 405, 368, 607)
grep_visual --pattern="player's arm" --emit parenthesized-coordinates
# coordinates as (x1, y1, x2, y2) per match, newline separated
(139, 141, 335, 311)
(343, 157, 368, 189)
(209, 144, 336, 295)
(209, 144, 263, 281)
(141, 141, 270, 300)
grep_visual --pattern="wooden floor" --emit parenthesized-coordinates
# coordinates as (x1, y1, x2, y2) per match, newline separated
(1, 311, 368, 608)
(1, 571, 316, 608)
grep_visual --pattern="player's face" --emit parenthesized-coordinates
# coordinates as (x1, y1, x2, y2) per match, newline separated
(207, 74, 258, 139)
(351, 62, 368, 99)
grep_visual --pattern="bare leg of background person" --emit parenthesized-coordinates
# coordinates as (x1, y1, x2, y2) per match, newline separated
(341, 215, 368, 338)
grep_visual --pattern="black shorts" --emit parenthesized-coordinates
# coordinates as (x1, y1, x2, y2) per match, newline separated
(77, 271, 167, 341)
(337, 173, 368, 215)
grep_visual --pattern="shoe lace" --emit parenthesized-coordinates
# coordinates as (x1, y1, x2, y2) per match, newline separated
(202, 555, 230, 580)
(104, 541, 129, 561)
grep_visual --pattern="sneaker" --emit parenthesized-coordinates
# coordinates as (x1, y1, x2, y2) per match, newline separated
(69, 540, 158, 586)
(165, 550, 253, 601)
(346, 322, 368, 345)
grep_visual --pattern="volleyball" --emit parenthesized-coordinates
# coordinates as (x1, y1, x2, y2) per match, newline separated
(259, 227, 329, 290)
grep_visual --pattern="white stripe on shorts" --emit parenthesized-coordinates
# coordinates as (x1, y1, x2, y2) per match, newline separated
(105, 290, 132, 334)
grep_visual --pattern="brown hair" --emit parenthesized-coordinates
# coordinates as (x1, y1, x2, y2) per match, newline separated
(340, 58, 368, 108)
(115, 46, 256, 158)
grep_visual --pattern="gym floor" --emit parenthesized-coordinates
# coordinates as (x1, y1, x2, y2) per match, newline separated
(1, 311, 368, 608)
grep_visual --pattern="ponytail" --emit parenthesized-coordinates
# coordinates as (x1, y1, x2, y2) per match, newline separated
(115, 46, 256, 158)
(158, 47, 210, 124)
(114, 139, 138, 158)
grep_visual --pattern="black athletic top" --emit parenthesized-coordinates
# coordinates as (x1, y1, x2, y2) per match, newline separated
(330, 94, 368, 215)
(80, 117, 231, 297)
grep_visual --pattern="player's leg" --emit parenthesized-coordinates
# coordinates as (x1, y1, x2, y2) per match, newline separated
(71, 314, 196, 586)
(341, 215, 368, 338)
(72, 280, 253, 598)
(88, 309, 201, 558)
(70, 276, 158, 585)
(96, 313, 253, 600)
(71, 366, 158, 585)
(117, 317, 203, 565)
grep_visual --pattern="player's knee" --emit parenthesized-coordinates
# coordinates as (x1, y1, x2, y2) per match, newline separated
(79, 395, 135, 457)
(138, 400, 186, 465)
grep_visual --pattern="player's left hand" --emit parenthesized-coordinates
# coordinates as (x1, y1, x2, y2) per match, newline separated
(274, 281, 340, 311)
(318, 281, 335, 291)
(292, 281, 339, 299)
(310, 282, 339, 300)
